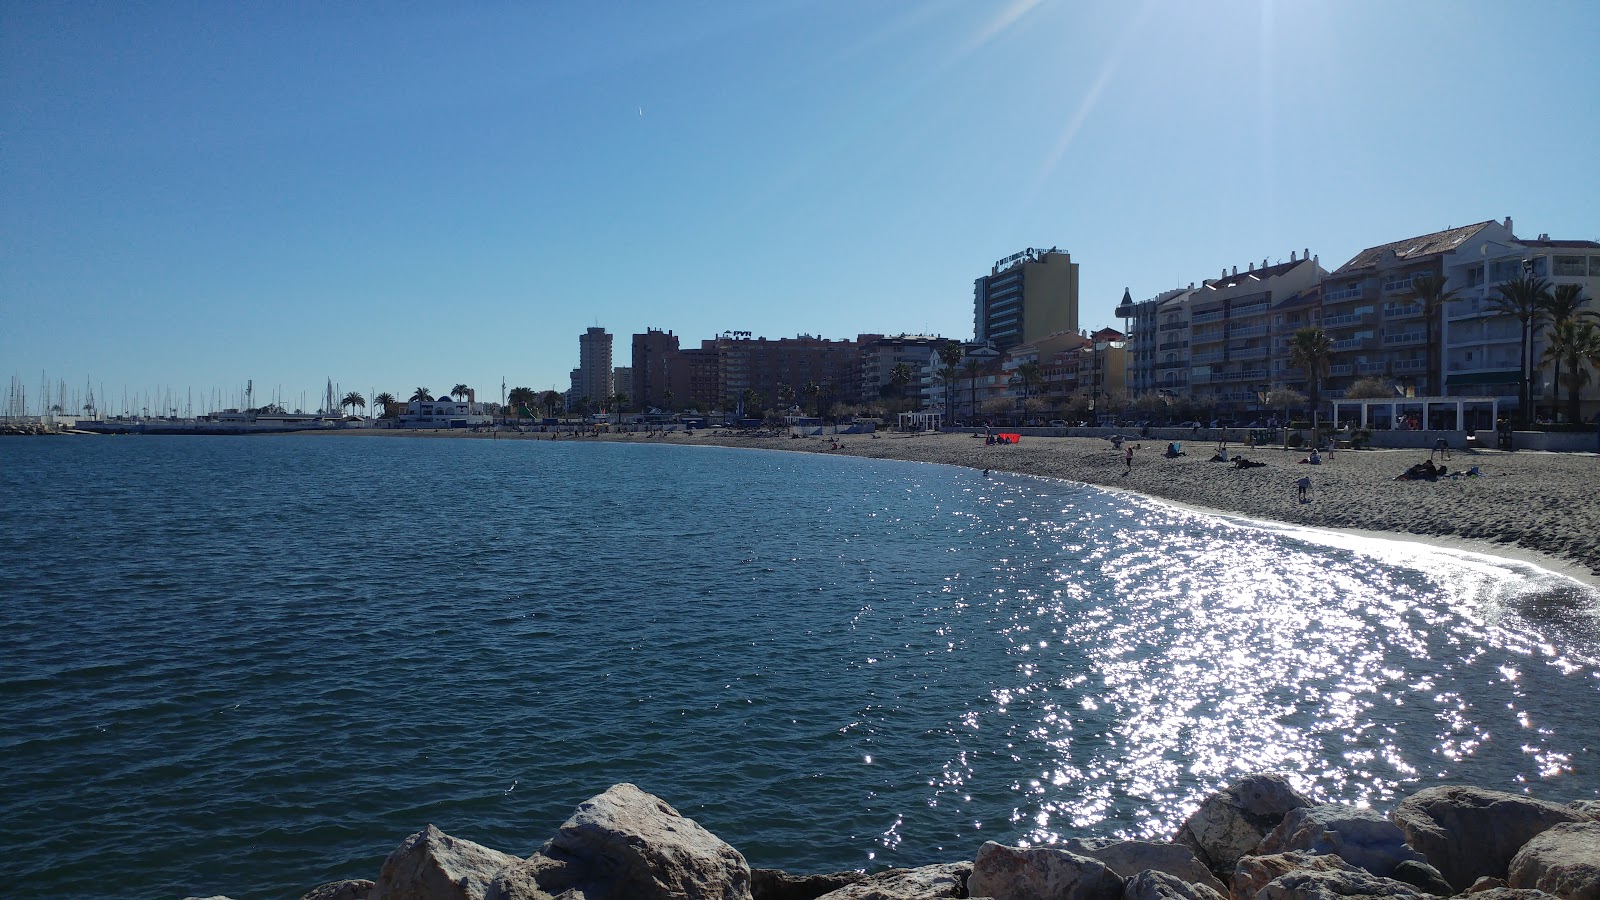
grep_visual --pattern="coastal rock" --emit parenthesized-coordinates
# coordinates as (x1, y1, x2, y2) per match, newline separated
(1391, 786, 1587, 891)
(1230, 851, 1362, 900)
(371, 825, 520, 900)
(486, 783, 750, 900)
(1064, 838, 1227, 894)
(1175, 775, 1313, 876)
(1123, 869, 1227, 900)
(1470, 879, 1512, 893)
(751, 868, 870, 900)
(1508, 822, 1600, 900)
(812, 863, 970, 899)
(1388, 860, 1453, 895)
(968, 841, 1125, 900)
(303, 880, 375, 900)
(1257, 805, 1426, 878)
(1465, 890, 1560, 900)
(1567, 802, 1600, 820)
(1256, 869, 1431, 900)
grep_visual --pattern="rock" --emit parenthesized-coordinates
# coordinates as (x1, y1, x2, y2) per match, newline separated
(812, 863, 971, 899)
(1389, 861, 1452, 895)
(1508, 822, 1600, 900)
(1568, 802, 1600, 820)
(1391, 787, 1588, 891)
(968, 841, 1125, 900)
(487, 783, 751, 900)
(1230, 851, 1362, 900)
(1064, 838, 1227, 894)
(303, 881, 376, 900)
(1123, 869, 1227, 900)
(1257, 805, 1427, 878)
(1470, 880, 1512, 893)
(371, 825, 521, 900)
(1175, 776, 1313, 877)
(752, 868, 870, 900)
(1464, 890, 1560, 900)
(1256, 869, 1432, 900)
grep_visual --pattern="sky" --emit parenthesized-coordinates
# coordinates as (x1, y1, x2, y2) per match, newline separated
(4, 0, 1598, 414)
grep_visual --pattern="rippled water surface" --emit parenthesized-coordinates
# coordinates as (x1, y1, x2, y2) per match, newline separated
(2, 436, 1597, 899)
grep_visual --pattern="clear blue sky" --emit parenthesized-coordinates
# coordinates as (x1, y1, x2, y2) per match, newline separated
(4, 0, 1597, 413)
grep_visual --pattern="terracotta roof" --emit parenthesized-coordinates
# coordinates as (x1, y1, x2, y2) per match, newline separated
(1520, 239, 1600, 250)
(1334, 221, 1495, 274)
(1203, 258, 1309, 290)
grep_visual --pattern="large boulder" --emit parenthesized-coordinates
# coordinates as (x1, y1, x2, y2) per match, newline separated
(1064, 839, 1227, 894)
(1230, 851, 1363, 900)
(1175, 776, 1313, 877)
(1391, 787, 1588, 891)
(1465, 891, 1560, 900)
(1508, 822, 1600, 900)
(812, 863, 970, 899)
(1123, 869, 1227, 900)
(1256, 869, 1432, 900)
(968, 841, 1125, 900)
(1257, 805, 1426, 878)
(303, 881, 375, 900)
(751, 868, 870, 900)
(487, 783, 751, 900)
(371, 825, 521, 900)
(1568, 802, 1600, 820)
(1389, 860, 1454, 896)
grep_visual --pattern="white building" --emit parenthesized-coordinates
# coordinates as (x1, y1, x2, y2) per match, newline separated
(399, 391, 492, 428)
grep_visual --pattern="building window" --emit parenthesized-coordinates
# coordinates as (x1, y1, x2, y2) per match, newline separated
(1554, 255, 1587, 277)
(1591, 256, 1600, 276)
(1467, 265, 1484, 287)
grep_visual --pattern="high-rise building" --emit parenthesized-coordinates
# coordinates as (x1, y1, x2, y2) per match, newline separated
(974, 247, 1079, 352)
(631, 328, 683, 410)
(577, 327, 613, 406)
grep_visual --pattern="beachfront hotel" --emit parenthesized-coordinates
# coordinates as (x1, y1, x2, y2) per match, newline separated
(973, 247, 1080, 353)
(576, 327, 614, 406)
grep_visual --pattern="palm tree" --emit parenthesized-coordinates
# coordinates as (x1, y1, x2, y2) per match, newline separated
(1486, 275, 1553, 426)
(889, 362, 914, 408)
(776, 383, 796, 411)
(938, 343, 965, 413)
(373, 392, 396, 417)
(340, 391, 365, 416)
(1016, 361, 1044, 398)
(507, 387, 536, 417)
(740, 388, 762, 417)
(1541, 319, 1600, 425)
(1538, 283, 1596, 420)
(610, 391, 629, 424)
(541, 390, 563, 418)
(1407, 273, 1461, 396)
(1288, 327, 1333, 429)
(662, 388, 676, 413)
(802, 381, 820, 418)
(410, 387, 433, 403)
(962, 359, 984, 420)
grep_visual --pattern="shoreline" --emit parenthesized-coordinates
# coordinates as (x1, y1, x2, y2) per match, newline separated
(295, 426, 1600, 588)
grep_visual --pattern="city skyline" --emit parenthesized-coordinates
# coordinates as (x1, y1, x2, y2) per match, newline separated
(4, 1, 1598, 408)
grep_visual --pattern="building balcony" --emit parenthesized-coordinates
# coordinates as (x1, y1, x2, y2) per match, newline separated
(1191, 310, 1226, 324)
(1384, 304, 1424, 320)
(1231, 302, 1270, 317)
(1391, 358, 1427, 372)
(1324, 285, 1364, 302)
(1358, 362, 1389, 375)
(1230, 347, 1269, 361)
(1190, 350, 1226, 364)
(1158, 340, 1188, 351)
(1154, 360, 1188, 370)
(1320, 312, 1371, 328)
(1158, 320, 1190, 331)
(1382, 331, 1427, 347)
(1219, 368, 1270, 382)
(1227, 324, 1268, 338)
(1382, 277, 1416, 293)
(1331, 337, 1373, 350)
(1328, 364, 1354, 377)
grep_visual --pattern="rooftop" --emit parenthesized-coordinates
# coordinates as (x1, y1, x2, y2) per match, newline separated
(1334, 221, 1496, 273)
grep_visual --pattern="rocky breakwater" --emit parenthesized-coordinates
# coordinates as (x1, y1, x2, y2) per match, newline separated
(188, 777, 1600, 900)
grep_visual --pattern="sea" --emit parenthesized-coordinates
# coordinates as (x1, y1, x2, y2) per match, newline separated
(2, 435, 1597, 899)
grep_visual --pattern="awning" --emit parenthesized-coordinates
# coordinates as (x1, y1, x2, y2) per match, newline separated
(1446, 371, 1518, 386)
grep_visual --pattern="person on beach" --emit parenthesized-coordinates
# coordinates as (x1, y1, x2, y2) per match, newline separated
(1431, 438, 1451, 461)
(1298, 449, 1321, 465)
(1124, 445, 1134, 471)
(1297, 475, 1311, 502)
(1165, 442, 1184, 458)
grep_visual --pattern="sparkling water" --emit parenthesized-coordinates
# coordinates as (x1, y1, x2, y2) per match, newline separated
(2, 436, 1596, 899)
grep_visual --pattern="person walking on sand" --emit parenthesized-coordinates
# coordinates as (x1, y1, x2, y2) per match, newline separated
(1124, 444, 1134, 472)
(1297, 475, 1311, 502)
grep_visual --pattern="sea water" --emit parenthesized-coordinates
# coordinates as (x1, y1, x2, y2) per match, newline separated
(1, 435, 1596, 899)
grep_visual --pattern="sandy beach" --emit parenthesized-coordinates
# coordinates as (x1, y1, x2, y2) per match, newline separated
(319, 426, 1600, 585)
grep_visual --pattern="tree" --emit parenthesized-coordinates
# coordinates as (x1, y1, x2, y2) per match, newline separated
(1407, 273, 1461, 396)
(776, 383, 796, 411)
(1538, 283, 1596, 421)
(1016, 361, 1044, 399)
(1288, 327, 1333, 426)
(740, 388, 763, 417)
(1486, 275, 1554, 426)
(889, 362, 914, 408)
(938, 343, 965, 413)
(962, 359, 985, 420)
(540, 390, 563, 418)
(610, 391, 629, 424)
(340, 391, 365, 416)
(661, 389, 676, 413)
(410, 387, 433, 403)
(1344, 377, 1398, 400)
(802, 381, 820, 418)
(507, 387, 536, 417)
(1541, 318, 1600, 425)
(373, 392, 396, 417)
(450, 383, 470, 402)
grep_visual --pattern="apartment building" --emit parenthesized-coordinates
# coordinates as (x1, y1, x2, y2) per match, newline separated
(576, 327, 614, 405)
(859, 334, 959, 408)
(1319, 220, 1515, 400)
(973, 247, 1080, 352)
